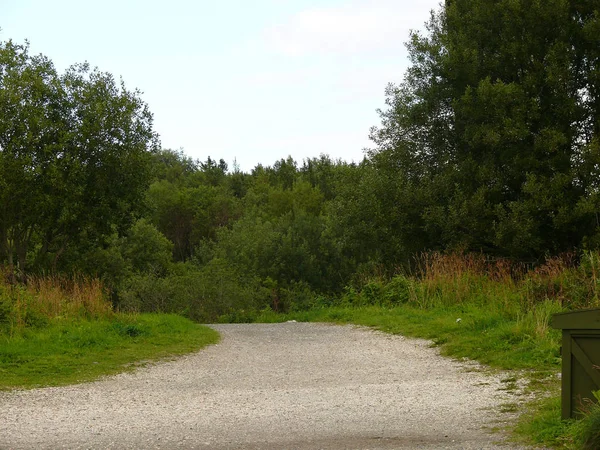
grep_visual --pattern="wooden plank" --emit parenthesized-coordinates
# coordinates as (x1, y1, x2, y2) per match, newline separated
(571, 338, 600, 389)
(551, 308, 600, 330)
(562, 331, 572, 419)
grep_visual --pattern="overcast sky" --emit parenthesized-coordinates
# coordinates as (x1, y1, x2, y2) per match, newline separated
(3, 0, 440, 172)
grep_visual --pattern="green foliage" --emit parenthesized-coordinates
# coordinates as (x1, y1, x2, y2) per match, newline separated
(119, 260, 269, 322)
(209, 177, 339, 293)
(73, 219, 173, 296)
(571, 391, 600, 449)
(121, 219, 173, 275)
(0, 314, 219, 389)
(150, 148, 198, 183)
(369, 0, 600, 258)
(382, 276, 412, 304)
(146, 178, 240, 262)
(0, 40, 157, 277)
(4, 1, 600, 307)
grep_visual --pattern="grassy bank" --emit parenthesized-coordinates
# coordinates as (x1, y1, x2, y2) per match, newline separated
(0, 274, 219, 389)
(0, 313, 219, 389)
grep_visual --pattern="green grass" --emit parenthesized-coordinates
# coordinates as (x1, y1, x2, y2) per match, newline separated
(515, 395, 573, 448)
(0, 313, 219, 389)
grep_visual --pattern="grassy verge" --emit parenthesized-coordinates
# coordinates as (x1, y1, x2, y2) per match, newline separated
(0, 313, 219, 389)
(0, 272, 219, 390)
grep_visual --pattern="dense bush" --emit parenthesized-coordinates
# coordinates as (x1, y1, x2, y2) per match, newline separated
(118, 260, 270, 322)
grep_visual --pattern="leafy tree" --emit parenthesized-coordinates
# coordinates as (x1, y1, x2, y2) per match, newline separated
(151, 148, 198, 184)
(199, 156, 228, 186)
(228, 158, 251, 199)
(370, 0, 600, 258)
(74, 219, 173, 297)
(0, 40, 158, 277)
(268, 156, 297, 190)
(209, 178, 340, 294)
(299, 155, 344, 200)
(146, 178, 240, 262)
(120, 219, 173, 276)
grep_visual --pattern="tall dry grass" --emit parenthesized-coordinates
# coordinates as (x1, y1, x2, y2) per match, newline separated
(408, 251, 600, 311)
(408, 252, 523, 311)
(0, 270, 112, 331)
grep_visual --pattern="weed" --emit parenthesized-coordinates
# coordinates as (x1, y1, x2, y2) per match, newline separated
(570, 391, 600, 449)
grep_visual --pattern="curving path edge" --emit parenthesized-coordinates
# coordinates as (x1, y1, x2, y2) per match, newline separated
(0, 323, 536, 449)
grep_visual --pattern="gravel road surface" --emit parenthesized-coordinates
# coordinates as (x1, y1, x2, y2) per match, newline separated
(0, 323, 535, 449)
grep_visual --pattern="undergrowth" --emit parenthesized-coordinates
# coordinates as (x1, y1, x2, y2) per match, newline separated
(0, 272, 112, 333)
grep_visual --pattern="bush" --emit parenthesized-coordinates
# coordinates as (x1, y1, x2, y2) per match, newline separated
(119, 260, 269, 322)
(119, 274, 176, 313)
(361, 280, 384, 305)
(383, 275, 412, 304)
(280, 281, 318, 311)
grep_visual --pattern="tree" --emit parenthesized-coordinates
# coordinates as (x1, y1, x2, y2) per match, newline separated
(150, 148, 198, 184)
(269, 156, 297, 190)
(199, 156, 228, 186)
(147, 180, 240, 261)
(370, 0, 600, 258)
(0, 40, 158, 277)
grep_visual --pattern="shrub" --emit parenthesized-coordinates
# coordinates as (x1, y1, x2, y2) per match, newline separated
(383, 275, 412, 304)
(119, 260, 269, 323)
(280, 281, 318, 311)
(361, 280, 384, 305)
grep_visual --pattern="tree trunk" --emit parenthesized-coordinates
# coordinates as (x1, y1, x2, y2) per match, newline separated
(3, 234, 16, 285)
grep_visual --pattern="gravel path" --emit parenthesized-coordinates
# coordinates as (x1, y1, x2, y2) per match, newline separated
(0, 323, 535, 449)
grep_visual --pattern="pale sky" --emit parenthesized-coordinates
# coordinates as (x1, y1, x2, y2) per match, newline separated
(3, 0, 440, 172)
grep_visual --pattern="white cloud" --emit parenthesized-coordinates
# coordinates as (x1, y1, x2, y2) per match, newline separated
(263, 0, 439, 56)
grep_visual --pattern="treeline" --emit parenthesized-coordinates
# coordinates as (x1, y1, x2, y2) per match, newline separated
(56, 152, 384, 320)
(1, 0, 599, 320)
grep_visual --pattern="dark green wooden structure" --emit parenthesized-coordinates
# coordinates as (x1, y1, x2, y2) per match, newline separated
(550, 308, 600, 419)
